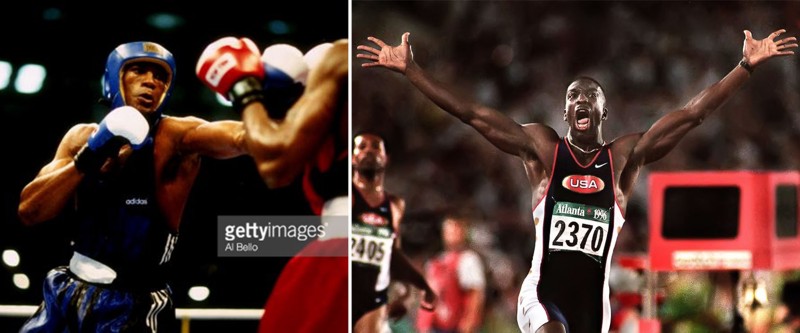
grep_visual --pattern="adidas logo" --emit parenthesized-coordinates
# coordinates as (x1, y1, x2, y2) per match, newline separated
(125, 198, 149, 206)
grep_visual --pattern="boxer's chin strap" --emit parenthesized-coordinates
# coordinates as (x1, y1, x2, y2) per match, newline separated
(69, 251, 117, 284)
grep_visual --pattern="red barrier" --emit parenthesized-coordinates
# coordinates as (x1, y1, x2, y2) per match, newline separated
(648, 171, 800, 271)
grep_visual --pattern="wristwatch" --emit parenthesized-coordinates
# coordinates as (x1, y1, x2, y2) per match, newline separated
(739, 59, 753, 74)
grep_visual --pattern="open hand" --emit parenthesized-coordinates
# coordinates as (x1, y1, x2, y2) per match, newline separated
(357, 32, 413, 74)
(743, 29, 797, 67)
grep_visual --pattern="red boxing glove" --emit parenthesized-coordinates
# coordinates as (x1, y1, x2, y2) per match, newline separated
(196, 37, 265, 112)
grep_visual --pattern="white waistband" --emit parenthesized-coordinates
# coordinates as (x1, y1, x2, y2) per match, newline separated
(69, 251, 117, 284)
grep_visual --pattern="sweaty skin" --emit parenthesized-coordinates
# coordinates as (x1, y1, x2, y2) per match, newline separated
(19, 62, 248, 232)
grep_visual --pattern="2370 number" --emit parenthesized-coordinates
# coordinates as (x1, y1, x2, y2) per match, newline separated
(551, 220, 605, 253)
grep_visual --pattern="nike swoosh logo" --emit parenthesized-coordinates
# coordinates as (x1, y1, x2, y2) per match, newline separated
(594, 163, 608, 168)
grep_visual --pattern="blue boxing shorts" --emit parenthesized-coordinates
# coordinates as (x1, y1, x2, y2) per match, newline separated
(20, 266, 175, 332)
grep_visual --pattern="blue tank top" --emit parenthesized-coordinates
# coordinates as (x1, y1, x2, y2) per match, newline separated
(74, 120, 177, 290)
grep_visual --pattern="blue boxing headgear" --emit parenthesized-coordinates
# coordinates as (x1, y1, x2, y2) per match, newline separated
(103, 42, 176, 116)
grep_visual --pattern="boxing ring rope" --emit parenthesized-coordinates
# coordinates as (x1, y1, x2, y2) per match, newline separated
(0, 305, 38, 317)
(0, 305, 264, 332)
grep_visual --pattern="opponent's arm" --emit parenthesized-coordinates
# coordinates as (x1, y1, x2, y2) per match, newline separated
(358, 33, 555, 158)
(197, 38, 347, 188)
(629, 29, 797, 165)
(241, 40, 347, 188)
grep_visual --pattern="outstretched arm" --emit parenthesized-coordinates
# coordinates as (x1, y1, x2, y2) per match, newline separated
(629, 29, 797, 165)
(357, 33, 554, 158)
(178, 117, 248, 159)
(19, 124, 94, 225)
(242, 40, 348, 188)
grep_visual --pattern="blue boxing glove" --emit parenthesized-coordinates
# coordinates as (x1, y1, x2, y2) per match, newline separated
(261, 44, 308, 119)
(74, 106, 150, 174)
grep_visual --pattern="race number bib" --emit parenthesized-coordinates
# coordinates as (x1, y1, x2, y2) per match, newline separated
(350, 234, 391, 266)
(549, 201, 610, 257)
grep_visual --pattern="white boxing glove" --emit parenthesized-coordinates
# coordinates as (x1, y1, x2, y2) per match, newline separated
(75, 106, 150, 174)
(88, 106, 150, 149)
(262, 44, 309, 87)
(304, 42, 333, 72)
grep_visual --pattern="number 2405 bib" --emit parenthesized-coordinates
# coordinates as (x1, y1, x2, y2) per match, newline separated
(351, 234, 391, 266)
